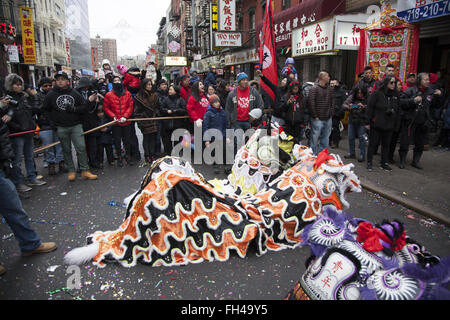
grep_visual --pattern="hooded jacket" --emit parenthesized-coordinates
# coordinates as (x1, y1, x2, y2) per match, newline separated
(43, 85, 87, 128)
(203, 105, 228, 140)
(225, 86, 264, 128)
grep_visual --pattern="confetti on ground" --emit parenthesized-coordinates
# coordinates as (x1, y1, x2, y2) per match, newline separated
(46, 265, 60, 272)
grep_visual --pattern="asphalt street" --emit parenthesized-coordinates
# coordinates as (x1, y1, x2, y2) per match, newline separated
(0, 150, 449, 300)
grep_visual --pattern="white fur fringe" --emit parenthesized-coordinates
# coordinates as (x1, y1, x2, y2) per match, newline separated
(64, 242, 100, 265)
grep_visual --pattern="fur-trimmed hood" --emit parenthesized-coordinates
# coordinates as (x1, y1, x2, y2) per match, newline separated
(4, 73, 24, 92)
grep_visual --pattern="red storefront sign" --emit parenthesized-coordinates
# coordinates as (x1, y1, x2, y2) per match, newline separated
(256, 0, 345, 49)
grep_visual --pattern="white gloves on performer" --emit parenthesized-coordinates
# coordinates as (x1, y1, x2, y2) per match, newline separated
(195, 119, 203, 128)
(115, 117, 127, 123)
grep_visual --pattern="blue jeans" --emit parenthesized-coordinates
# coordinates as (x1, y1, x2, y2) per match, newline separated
(10, 135, 36, 185)
(40, 129, 63, 164)
(0, 169, 41, 253)
(348, 124, 367, 157)
(310, 118, 332, 155)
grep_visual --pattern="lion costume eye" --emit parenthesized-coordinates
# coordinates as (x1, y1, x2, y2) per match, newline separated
(313, 173, 338, 198)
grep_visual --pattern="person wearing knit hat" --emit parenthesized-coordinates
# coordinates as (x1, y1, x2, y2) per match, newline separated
(203, 94, 229, 174)
(225, 71, 263, 136)
(236, 72, 248, 84)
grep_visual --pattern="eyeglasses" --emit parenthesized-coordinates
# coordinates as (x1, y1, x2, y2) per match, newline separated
(389, 81, 395, 84)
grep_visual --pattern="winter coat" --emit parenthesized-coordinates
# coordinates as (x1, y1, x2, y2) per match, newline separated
(77, 88, 100, 134)
(0, 119, 14, 170)
(187, 94, 209, 123)
(204, 71, 217, 87)
(203, 105, 228, 140)
(281, 93, 305, 126)
(366, 90, 400, 131)
(332, 86, 348, 119)
(5, 91, 37, 134)
(160, 94, 187, 131)
(400, 86, 442, 126)
(156, 88, 168, 106)
(134, 91, 160, 134)
(225, 86, 264, 128)
(355, 78, 376, 94)
(308, 83, 335, 121)
(343, 94, 368, 126)
(98, 116, 113, 145)
(43, 86, 88, 127)
(103, 89, 134, 126)
(35, 89, 54, 130)
(180, 85, 191, 103)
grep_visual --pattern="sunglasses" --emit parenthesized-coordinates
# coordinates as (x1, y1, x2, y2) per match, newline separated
(389, 81, 395, 84)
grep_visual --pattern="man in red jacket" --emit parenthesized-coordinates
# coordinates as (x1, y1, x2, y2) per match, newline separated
(103, 76, 134, 167)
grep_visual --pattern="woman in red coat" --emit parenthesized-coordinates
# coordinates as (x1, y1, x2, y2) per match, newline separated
(186, 81, 209, 133)
(103, 76, 134, 167)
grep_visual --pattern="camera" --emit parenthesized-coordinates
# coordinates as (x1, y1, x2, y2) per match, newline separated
(5, 95, 18, 106)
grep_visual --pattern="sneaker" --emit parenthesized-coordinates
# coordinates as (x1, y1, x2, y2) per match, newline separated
(27, 179, 47, 186)
(380, 163, 393, 171)
(367, 162, 373, 172)
(358, 155, 365, 163)
(0, 265, 5, 276)
(22, 242, 57, 257)
(344, 154, 356, 159)
(16, 184, 32, 193)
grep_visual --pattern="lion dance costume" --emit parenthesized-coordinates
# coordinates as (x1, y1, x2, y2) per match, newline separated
(65, 124, 450, 300)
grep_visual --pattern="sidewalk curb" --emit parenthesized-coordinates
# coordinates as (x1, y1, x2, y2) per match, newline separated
(360, 179, 450, 227)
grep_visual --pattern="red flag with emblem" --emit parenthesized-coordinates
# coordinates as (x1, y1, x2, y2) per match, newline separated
(259, 0, 277, 101)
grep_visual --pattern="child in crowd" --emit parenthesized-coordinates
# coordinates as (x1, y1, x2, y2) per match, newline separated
(203, 94, 229, 174)
(122, 66, 142, 96)
(96, 106, 114, 168)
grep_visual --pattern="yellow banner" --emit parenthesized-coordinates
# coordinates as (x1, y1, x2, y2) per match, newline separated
(20, 7, 36, 65)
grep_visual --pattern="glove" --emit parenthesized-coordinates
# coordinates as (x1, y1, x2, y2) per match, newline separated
(195, 119, 203, 128)
(120, 117, 127, 123)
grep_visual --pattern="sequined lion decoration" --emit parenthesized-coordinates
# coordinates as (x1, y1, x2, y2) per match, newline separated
(284, 209, 450, 300)
(64, 137, 361, 268)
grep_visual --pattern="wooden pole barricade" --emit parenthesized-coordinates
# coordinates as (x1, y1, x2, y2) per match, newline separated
(33, 116, 190, 154)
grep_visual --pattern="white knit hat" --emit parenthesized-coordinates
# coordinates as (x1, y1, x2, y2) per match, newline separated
(249, 108, 262, 119)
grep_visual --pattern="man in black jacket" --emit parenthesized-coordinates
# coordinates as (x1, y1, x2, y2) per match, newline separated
(4, 73, 46, 193)
(398, 72, 443, 169)
(329, 79, 348, 148)
(36, 77, 66, 175)
(0, 114, 57, 276)
(43, 71, 98, 182)
(77, 77, 101, 169)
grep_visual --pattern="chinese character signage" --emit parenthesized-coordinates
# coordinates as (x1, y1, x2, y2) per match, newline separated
(397, 0, 450, 23)
(214, 32, 242, 47)
(20, 7, 36, 65)
(211, 0, 219, 32)
(0, 22, 16, 39)
(292, 19, 334, 57)
(334, 14, 369, 50)
(219, 0, 236, 31)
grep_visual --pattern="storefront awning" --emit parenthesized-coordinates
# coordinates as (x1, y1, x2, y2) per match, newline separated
(256, 0, 345, 49)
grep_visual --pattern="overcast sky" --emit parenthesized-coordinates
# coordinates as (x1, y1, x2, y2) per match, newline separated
(88, 0, 170, 57)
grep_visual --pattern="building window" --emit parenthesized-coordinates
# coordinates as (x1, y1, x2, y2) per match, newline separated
(282, 0, 291, 10)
